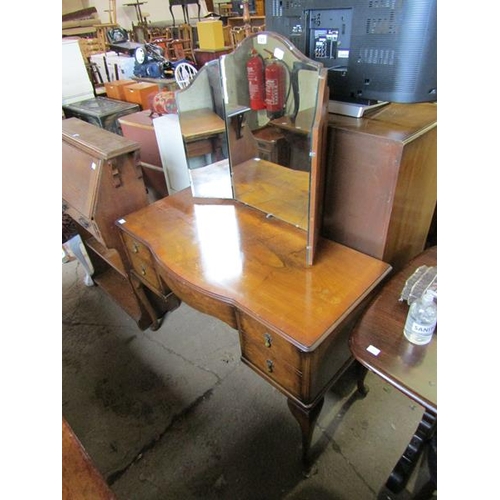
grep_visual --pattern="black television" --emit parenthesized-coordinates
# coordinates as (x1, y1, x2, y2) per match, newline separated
(265, 0, 437, 116)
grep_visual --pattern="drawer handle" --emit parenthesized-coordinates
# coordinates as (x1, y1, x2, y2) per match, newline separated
(141, 266, 147, 276)
(132, 243, 139, 253)
(266, 359, 274, 373)
(62, 202, 68, 212)
(264, 333, 272, 348)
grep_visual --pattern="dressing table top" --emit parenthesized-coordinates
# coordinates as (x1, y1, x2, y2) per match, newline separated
(118, 188, 391, 351)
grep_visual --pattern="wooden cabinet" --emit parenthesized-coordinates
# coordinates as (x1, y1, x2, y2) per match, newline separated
(322, 103, 437, 271)
(62, 96, 140, 135)
(252, 126, 288, 165)
(62, 117, 178, 330)
(193, 47, 233, 67)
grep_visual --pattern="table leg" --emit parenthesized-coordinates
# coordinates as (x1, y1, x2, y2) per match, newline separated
(129, 274, 161, 331)
(356, 361, 369, 397)
(287, 397, 324, 473)
(384, 410, 436, 494)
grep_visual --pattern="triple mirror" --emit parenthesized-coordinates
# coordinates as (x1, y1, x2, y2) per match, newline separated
(175, 31, 328, 265)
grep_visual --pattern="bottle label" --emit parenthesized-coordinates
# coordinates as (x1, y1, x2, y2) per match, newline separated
(410, 322, 436, 335)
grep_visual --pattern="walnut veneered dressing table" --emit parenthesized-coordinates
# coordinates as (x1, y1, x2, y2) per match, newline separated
(117, 187, 391, 466)
(116, 32, 392, 467)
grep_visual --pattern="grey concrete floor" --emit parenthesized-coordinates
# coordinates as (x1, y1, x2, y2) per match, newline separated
(62, 258, 434, 500)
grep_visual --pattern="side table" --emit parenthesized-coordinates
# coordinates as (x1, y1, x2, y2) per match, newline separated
(350, 246, 437, 496)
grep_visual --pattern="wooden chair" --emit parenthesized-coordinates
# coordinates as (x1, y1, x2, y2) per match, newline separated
(174, 62, 198, 88)
(230, 26, 246, 48)
(166, 25, 197, 65)
(78, 37, 106, 94)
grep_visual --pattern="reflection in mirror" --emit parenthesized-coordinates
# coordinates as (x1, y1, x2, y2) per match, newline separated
(176, 59, 233, 199)
(220, 32, 324, 231)
(175, 31, 328, 266)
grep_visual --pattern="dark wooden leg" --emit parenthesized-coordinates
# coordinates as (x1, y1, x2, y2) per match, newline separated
(287, 397, 324, 473)
(356, 362, 369, 397)
(385, 410, 436, 494)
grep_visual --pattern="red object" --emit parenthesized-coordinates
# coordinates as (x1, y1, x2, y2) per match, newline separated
(246, 50, 266, 110)
(265, 59, 286, 113)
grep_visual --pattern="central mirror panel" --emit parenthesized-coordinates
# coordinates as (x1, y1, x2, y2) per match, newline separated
(221, 32, 324, 231)
(176, 32, 327, 265)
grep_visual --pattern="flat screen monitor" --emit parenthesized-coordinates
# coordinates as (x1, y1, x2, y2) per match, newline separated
(265, 0, 437, 116)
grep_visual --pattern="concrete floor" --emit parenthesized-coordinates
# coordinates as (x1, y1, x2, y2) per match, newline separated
(62, 258, 434, 500)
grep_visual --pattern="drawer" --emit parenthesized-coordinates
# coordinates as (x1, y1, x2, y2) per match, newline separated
(121, 233, 163, 293)
(237, 312, 302, 368)
(185, 138, 213, 158)
(240, 337, 303, 398)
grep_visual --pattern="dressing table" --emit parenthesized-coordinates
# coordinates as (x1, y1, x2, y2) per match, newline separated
(116, 32, 392, 467)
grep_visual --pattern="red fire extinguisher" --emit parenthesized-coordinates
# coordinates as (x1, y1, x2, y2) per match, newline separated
(265, 57, 287, 116)
(246, 49, 266, 111)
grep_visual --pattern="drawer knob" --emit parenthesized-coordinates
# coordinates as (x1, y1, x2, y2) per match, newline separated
(266, 359, 274, 373)
(132, 243, 139, 253)
(264, 333, 272, 348)
(141, 266, 146, 276)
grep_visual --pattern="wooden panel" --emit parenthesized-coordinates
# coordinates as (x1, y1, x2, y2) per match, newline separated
(62, 418, 117, 500)
(322, 102, 437, 271)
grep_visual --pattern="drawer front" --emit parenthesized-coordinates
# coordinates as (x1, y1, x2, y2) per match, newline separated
(237, 312, 302, 368)
(240, 336, 303, 398)
(185, 138, 213, 158)
(122, 233, 163, 292)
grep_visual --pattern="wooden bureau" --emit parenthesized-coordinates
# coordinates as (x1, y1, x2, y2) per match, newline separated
(62, 118, 179, 330)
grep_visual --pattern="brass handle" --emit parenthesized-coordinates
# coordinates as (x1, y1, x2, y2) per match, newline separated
(141, 266, 146, 276)
(266, 359, 274, 373)
(264, 333, 272, 348)
(132, 243, 139, 253)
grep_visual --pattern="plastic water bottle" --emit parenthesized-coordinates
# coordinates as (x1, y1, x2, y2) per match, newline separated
(403, 290, 437, 345)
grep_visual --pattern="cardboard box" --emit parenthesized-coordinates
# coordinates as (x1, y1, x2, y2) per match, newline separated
(197, 20, 225, 50)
